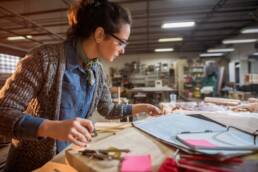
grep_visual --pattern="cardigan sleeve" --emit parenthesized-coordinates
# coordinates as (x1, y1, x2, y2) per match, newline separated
(0, 49, 44, 139)
(96, 71, 132, 119)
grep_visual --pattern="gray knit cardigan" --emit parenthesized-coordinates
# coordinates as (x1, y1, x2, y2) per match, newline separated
(0, 42, 128, 172)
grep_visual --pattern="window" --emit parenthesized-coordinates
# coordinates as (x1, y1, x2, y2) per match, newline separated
(0, 53, 20, 73)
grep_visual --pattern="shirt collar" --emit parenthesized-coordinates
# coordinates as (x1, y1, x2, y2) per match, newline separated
(65, 39, 98, 73)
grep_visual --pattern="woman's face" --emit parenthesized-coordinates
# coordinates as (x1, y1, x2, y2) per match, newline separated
(98, 23, 131, 62)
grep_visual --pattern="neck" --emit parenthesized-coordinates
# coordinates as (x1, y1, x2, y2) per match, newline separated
(81, 37, 98, 60)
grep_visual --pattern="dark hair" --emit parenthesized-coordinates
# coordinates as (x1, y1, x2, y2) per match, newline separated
(67, 0, 132, 40)
(206, 62, 218, 77)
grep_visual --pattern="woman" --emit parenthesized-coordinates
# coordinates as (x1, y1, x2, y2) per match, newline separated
(201, 62, 218, 96)
(0, 0, 161, 171)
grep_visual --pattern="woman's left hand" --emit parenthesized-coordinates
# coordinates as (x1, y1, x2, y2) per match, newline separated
(132, 103, 162, 116)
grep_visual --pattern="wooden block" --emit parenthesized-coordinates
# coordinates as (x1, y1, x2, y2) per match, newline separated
(95, 122, 131, 130)
(204, 97, 240, 106)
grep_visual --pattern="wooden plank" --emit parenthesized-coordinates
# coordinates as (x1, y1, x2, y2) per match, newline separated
(204, 97, 240, 106)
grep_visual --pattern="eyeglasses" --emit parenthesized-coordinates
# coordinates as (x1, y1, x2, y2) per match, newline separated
(109, 33, 128, 48)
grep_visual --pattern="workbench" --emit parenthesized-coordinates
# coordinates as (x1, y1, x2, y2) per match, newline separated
(34, 111, 258, 172)
(34, 122, 175, 172)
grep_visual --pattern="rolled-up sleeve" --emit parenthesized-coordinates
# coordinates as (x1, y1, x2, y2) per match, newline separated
(13, 115, 45, 140)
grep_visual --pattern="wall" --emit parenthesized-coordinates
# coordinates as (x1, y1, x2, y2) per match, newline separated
(228, 61, 235, 83)
(100, 52, 198, 76)
(251, 61, 258, 73)
(228, 43, 256, 61)
(227, 43, 257, 85)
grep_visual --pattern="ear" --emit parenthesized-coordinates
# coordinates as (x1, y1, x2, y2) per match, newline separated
(94, 27, 105, 43)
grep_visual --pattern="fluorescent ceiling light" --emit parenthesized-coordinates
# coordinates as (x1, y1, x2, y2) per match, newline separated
(154, 48, 174, 52)
(7, 35, 32, 41)
(158, 37, 183, 42)
(223, 39, 257, 44)
(162, 21, 195, 29)
(241, 28, 258, 34)
(200, 53, 224, 57)
(207, 48, 235, 53)
(253, 52, 258, 56)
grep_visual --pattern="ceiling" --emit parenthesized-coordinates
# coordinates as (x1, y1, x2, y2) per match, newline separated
(0, 0, 258, 57)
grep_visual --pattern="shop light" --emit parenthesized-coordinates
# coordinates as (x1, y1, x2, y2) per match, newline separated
(200, 53, 224, 57)
(223, 39, 257, 44)
(158, 37, 183, 42)
(162, 21, 195, 29)
(7, 35, 32, 41)
(241, 28, 258, 34)
(154, 48, 174, 52)
(253, 52, 258, 56)
(207, 48, 235, 53)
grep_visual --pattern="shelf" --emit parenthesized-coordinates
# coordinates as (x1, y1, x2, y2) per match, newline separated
(184, 84, 193, 87)
(180, 95, 202, 102)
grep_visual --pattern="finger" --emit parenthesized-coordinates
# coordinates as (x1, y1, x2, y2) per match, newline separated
(154, 106, 162, 114)
(78, 119, 94, 133)
(70, 128, 88, 143)
(155, 107, 162, 115)
(68, 134, 87, 147)
(148, 105, 162, 115)
(74, 123, 92, 141)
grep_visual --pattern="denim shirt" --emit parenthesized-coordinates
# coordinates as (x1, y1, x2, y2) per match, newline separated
(14, 41, 96, 153)
(57, 41, 96, 152)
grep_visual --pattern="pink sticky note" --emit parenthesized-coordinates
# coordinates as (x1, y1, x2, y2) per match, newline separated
(121, 154, 152, 172)
(185, 139, 217, 148)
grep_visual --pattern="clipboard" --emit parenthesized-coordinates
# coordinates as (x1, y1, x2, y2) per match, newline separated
(133, 113, 258, 156)
(176, 126, 258, 151)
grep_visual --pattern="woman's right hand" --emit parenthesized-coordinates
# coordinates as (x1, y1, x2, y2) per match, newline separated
(38, 117, 94, 147)
(231, 102, 258, 112)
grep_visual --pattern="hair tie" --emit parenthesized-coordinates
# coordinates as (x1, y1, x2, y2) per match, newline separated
(93, 0, 108, 7)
